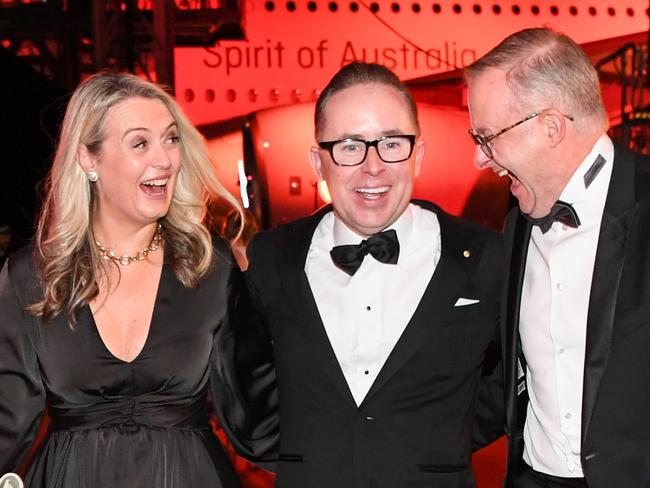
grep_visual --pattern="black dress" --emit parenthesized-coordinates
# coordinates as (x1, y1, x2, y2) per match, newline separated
(0, 239, 277, 487)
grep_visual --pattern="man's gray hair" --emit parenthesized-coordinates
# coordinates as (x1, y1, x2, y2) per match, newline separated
(465, 27, 606, 123)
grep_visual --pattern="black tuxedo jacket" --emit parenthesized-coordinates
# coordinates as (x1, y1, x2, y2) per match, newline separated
(245, 200, 504, 488)
(502, 147, 650, 487)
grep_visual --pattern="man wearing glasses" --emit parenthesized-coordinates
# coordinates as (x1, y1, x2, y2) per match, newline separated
(244, 62, 504, 488)
(466, 28, 650, 488)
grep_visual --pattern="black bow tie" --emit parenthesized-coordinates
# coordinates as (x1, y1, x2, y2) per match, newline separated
(524, 200, 581, 234)
(330, 229, 400, 276)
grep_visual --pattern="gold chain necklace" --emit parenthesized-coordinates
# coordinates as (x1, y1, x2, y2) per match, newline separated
(95, 223, 163, 266)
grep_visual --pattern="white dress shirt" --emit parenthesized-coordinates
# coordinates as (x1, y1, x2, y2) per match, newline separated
(305, 204, 440, 406)
(520, 134, 614, 477)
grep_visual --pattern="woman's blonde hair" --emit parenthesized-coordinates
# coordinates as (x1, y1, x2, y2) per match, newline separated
(29, 72, 242, 324)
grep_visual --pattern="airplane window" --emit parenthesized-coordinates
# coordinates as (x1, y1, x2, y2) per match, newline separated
(264, 1, 275, 12)
(370, 2, 379, 13)
(307, 1, 317, 12)
(411, 3, 421, 13)
(492, 5, 502, 14)
(531, 5, 540, 15)
(626, 7, 635, 17)
(550, 5, 559, 15)
(286, 1, 296, 12)
(569, 6, 578, 15)
(432, 3, 441, 13)
(472, 4, 482, 14)
(607, 7, 615, 16)
(588, 6, 597, 15)
(350, 2, 359, 12)
(453, 3, 462, 14)
(512, 5, 521, 15)
(329, 2, 338, 12)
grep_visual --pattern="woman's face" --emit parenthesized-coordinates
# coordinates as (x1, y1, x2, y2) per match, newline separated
(84, 97, 182, 228)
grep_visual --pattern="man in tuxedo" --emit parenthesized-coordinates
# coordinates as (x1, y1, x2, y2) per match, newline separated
(245, 62, 504, 488)
(465, 28, 650, 488)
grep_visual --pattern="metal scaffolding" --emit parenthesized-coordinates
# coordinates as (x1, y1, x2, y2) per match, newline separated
(0, 0, 245, 92)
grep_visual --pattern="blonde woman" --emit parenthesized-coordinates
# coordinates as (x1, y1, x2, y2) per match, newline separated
(0, 73, 277, 487)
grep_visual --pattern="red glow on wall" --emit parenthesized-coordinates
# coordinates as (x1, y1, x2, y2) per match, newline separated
(176, 0, 648, 124)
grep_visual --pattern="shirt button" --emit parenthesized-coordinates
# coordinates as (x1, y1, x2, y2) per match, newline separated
(364, 370, 369, 375)
(556, 282, 564, 291)
(562, 224, 568, 231)
(366, 306, 371, 311)
(565, 412, 572, 419)
(558, 348, 565, 354)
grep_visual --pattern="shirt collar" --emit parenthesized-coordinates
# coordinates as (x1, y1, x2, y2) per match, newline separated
(560, 134, 613, 205)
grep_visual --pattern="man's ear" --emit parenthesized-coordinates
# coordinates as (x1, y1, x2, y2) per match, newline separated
(309, 146, 324, 180)
(77, 144, 97, 174)
(414, 138, 425, 178)
(542, 110, 567, 148)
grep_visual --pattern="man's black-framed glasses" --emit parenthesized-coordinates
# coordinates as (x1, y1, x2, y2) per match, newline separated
(318, 135, 417, 166)
(467, 110, 574, 160)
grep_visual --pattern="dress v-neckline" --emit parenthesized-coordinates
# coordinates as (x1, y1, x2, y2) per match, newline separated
(88, 264, 166, 364)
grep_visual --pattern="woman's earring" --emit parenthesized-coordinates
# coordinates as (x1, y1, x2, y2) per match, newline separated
(87, 171, 98, 182)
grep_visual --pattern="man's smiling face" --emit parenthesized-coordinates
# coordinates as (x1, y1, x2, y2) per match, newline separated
(309, 83, 424, 237)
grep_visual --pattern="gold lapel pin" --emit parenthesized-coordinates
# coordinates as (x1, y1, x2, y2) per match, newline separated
(463, 250, 471, 258)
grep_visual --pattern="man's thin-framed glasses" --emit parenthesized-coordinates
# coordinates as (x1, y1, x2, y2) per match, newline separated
(467, 110, 574, 160)
(318, 135, 417, 166)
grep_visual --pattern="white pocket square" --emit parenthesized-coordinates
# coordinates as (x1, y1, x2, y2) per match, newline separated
(454, 297, 480, 307)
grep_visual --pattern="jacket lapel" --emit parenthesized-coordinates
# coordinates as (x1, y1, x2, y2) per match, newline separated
(503, 209, 532, 433)
(581, 148, 638, 443)
(361, 207, 482, 404)
(278, 206, 358, 407)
